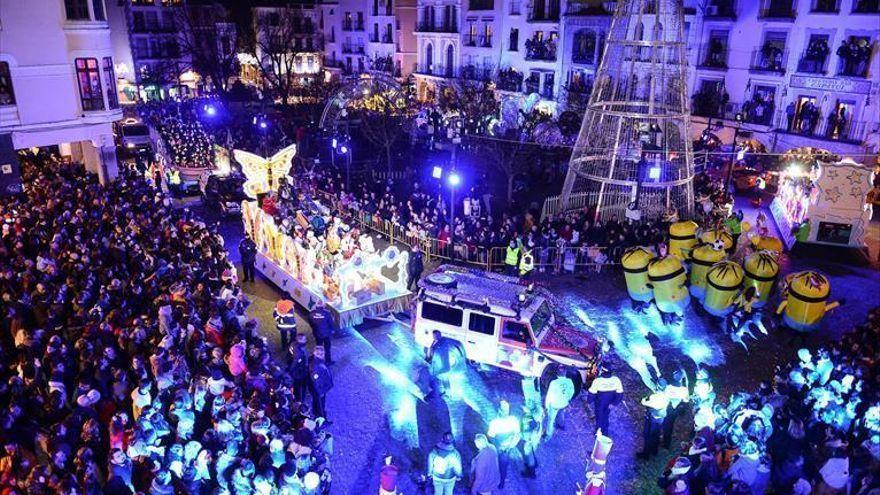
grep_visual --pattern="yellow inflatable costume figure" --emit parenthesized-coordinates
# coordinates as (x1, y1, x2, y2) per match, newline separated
(647, 255, 690, 325)
(742, 251, 779, 308)
(776, 271, 842, 332)
(702, 261, 744, 317)
(622, 246, 655, 311)
(669, 221, 699, 260)
(689, 243, 727, 300)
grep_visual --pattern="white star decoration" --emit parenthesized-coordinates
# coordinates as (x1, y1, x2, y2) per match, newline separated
(824, 186, 842, 203)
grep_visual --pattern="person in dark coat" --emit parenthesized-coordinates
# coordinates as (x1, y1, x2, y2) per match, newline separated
(287, 333, 310, 401)
(273, 299, 297, 350)
(238, 235, 257, 282)
(407, 244, 424, 291)
(308, 300, 336, 364)
(308, 346, 333, 420)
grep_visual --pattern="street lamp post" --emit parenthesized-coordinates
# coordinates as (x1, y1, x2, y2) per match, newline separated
(340, 145, 351, 191)
(448, 171, 461, 261)
(724, 112, 744, 193)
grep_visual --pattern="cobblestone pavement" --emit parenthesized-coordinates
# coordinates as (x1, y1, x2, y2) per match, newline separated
(195, 201, 880, 495)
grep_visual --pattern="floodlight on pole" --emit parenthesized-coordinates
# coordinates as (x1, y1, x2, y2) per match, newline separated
(448, 172, 461, 187)
(432, 166, 443, 179)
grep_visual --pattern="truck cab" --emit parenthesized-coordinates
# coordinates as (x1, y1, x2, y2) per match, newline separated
(413, 265, 603, 394)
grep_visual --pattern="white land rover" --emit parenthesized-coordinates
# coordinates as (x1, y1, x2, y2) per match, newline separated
(413, 265, 603, 394)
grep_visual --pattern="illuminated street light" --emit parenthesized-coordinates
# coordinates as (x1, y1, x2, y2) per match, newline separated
(448, 172, 461, 186)
(432, 166, 443, 179)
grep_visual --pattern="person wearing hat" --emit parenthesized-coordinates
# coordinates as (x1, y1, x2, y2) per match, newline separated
(274, 299, 297, 350)
(427, 432, 462, 495)
(519, 241, 535, 279)
(658, 457, 693, 495)
(288, 333, 311, 401)
(309, 345, 333, 420)
(638, 379, 669, 459)
(308, 300, 336, 365)
(588, 365, 624, 436)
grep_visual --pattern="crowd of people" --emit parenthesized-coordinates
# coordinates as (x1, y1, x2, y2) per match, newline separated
(0, 154, 334, 495)
(654, 308, 880, 495)
(298, 164, 732, 276)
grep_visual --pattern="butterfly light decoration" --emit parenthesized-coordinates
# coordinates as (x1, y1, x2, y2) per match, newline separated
(234, 144, 297, 198)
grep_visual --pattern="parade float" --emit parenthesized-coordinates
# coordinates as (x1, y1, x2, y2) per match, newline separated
(770, 155, 875, 249)
(238, 145, 411, 327)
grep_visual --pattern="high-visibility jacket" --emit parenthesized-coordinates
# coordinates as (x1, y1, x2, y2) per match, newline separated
(519, 249, 534, 275)
(505, 245, 520, 266)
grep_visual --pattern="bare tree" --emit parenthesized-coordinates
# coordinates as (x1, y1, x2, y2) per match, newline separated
(353, 90, 413, 173)
(438, 74, 500, 135)
(173, 3, 238, 95)
(251, 7, 306, 105)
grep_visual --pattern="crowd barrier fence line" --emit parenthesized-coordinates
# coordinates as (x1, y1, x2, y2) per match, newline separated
(313, 189, 620, 274)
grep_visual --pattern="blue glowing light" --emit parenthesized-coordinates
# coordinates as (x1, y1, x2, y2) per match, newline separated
(448, 172, 461, 186)
(331, 138, 338, 149)
(339, 145, 348, 154)
(204, 104, 216, 116)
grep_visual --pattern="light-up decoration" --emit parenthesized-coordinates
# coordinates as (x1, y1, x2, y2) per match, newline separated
(241, 200, 409, 311)
(235, 144, 297, 198)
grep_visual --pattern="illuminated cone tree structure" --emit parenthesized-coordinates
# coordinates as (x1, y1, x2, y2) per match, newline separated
(560, 0, 694, 220)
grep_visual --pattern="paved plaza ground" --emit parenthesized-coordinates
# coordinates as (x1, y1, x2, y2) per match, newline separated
(192, 200, 880, 495)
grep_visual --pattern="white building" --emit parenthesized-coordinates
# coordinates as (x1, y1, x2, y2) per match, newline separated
(321, 0, 412, 78)
(252, 2, 324, 91)
(0, 0, 122, 183)
(406, 0, 879, 160)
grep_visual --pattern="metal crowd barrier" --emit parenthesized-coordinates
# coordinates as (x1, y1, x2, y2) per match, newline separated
(313, 189, 619, 274)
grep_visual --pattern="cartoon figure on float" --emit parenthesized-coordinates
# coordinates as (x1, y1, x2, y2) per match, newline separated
(621, 246, 656, 311)
(646, 254, 690, 325)
(776, 271, 842, 332)
(742, 251, 780, 308)
(689, 241, 727, 300)
(668, 220, 699, 260)
(702, 261, 744, 317)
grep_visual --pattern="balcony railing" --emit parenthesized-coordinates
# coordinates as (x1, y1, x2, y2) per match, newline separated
(749, 48, 788, 74)
(481, 36, 493, 48)
(416, 64, 457, 78)
(525, 39, 557, 61)
(464, 35, 477, 47)
(370, 34, 379, 43)
(497, 70, 523, 92)
(810, 0, 840, 13)
(382, 35, 393, 44)
(759, 5, 796, 18)
(341, 45, 365, 54)
(509, 0, 520, 14)
(778, 118, 870, 144)
(342, 21, 353, 31)
(796, 56, 828, 74)
(697, 54, 728, 70)
(836, 58, 870, 78)
(461, 65, 493, 81)
(355, 22, 365, 31)
(524, 79, 540, 94)
(541, 87, 554, 99)
(416, 22, 458, 33)
(528, 11, 560, 22)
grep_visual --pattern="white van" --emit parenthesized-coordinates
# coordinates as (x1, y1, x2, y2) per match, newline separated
(413, 265, 603, 394)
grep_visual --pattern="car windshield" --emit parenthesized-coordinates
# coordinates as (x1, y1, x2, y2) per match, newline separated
(122, 124, 149, 137)
(529, 302, 553, 338)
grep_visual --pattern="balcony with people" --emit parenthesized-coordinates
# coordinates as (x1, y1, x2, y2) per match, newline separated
(497, 67, 523, 92)
(370, 55, 399, 76)
(691, 84, 729, 119)
(780, 101, 866, 144)
(524, 73, 540, 94)
(796, 37, 830, 74)
(460, 64, 492, 81)
(698, 37, 729, 70)
(750, 42, 788, 74)
(525, 36, 557, 61)
(740, 91, 776, 126)
(836, 38, 873, 78)
(571, 29, 599, 65)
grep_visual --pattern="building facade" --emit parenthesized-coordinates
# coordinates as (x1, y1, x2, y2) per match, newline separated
(403, 0, 878, 160)
(0, 0, 122, 182)
(252, 2, 324, 93)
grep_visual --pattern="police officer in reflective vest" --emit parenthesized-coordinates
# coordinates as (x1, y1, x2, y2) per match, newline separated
(587, 365, 624, 436)
(519, 243, 535, 279)
(638, 378, 669, 459)
(273, 299, 297, 349)
(504, 239, 521, 277)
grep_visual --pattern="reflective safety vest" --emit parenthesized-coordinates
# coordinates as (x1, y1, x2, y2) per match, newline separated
(505, 246, 520, 266)
(519, 250, 534, 275)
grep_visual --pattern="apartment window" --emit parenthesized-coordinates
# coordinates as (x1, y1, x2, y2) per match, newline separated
(103, 57, 117, 109)
(65, 0, 90, 20)
(75, 58, 104, 111)
(92, 0, 105, 21)
(509, 28, 519, 51)
(0, 62, 15, 105)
